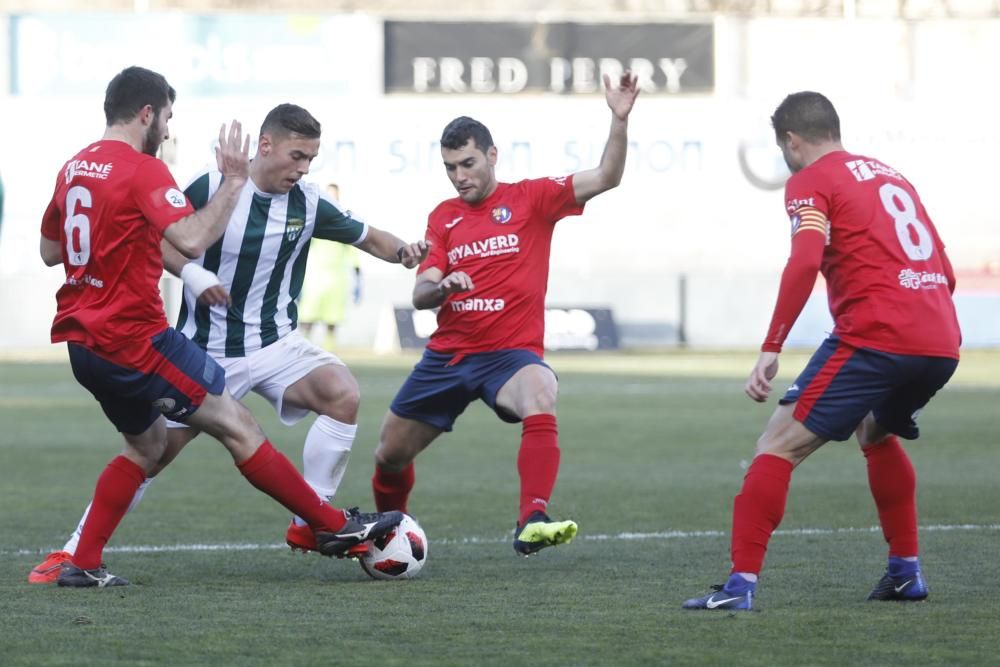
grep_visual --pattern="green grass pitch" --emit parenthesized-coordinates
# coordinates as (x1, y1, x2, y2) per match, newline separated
(1, 350, 998, 666)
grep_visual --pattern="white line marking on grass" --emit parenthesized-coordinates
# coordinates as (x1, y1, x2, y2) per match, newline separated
(9, 523, 999, 557)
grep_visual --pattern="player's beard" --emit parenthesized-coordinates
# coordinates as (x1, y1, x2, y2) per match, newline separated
(141, 122, 163, 157)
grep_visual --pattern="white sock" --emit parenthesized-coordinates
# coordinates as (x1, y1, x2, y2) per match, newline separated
(62, 478, 153, 554)
(293, 415, 356, 526)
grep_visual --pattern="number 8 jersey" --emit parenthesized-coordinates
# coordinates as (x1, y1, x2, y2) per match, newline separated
(40, 140, 194, 354)
(784, 151, 960, 358)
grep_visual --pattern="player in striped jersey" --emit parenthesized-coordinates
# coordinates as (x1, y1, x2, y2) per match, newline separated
(30, 104, 427, 582)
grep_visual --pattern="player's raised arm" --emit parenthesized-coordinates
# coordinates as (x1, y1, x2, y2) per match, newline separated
(160, 239, 230, 307)
(571, 71, 640, 205)
(162, 121, 250, 258)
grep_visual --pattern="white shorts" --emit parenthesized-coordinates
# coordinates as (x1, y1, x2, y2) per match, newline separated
(168, 330, 344, 428)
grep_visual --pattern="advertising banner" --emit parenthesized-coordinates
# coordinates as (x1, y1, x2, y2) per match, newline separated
(385, 21, 713, 95)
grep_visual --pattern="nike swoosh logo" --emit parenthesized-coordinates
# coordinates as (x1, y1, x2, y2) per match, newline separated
(894, 580, 913, 593)
(444, 216, 463, 229)
(706, 595, 742, 609)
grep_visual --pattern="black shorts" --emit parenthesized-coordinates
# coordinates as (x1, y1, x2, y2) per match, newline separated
(68, 328, 225, 434)
(780, 337, 958, 441)
(390, 349, 551, 432)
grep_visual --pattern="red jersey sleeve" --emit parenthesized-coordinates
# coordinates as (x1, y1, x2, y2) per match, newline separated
(761, 227, 826, 352)
(761, 171, 833, 352)
(529, 175, 584, 224)
(784, 169, 832, 219)
(131, 158, 194, 235)
(418, 205, 449, 274)
(40, 171, 64, 241)
(41, 196, 61, 241)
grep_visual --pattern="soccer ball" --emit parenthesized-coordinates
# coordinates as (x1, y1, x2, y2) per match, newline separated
(359, 513, 428, 580)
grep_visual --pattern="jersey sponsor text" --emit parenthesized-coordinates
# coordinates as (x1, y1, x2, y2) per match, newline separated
(447, 233, 520, 263)
(898, 269, 948, 290)
(65, 160, 113, 183)
(449, 297, 506, 312)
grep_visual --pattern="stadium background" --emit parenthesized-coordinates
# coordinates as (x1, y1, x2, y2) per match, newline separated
(0, 0, 997, 355)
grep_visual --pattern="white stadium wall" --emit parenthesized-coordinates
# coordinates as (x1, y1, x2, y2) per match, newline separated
(1, 13, 997, 352)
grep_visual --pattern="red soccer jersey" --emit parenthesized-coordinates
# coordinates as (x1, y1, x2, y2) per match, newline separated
(781, 150, 960, 358)
(40, 140, 194, 353)
(419, 176, 584, 356)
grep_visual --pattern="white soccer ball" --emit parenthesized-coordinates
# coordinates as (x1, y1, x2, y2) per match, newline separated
(359, 513, 428, 580)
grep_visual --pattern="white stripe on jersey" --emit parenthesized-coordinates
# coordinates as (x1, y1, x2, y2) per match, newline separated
(176, 169, 368, 357)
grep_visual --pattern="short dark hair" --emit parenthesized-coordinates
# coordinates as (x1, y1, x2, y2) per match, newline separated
(771, 92, 841, 144)
(441, 116, 494, 152)
(260, 104, 321, 139)
(104, 66, 176, 126)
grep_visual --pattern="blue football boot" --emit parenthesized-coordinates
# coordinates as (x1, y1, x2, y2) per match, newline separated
(868, 557, 928, 601)
(682, 573, 755, 611)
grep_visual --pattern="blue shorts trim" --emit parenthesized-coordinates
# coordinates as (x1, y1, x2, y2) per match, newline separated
(68, 328, 225, 434)
(779, 337, 958, 441)
(389, 349, 551, 432)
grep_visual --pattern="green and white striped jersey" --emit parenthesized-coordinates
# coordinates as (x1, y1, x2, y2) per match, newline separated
(176, 169, 368, 357)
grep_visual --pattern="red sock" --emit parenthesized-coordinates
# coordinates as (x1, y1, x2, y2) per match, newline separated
(372, 463, 415, 513)
(517, 414, 560, 525)
(864, 435, 918, 557)
(74, 456, 146, 570)
(730, 454, 794, 575)
(238, 440, 346, 532)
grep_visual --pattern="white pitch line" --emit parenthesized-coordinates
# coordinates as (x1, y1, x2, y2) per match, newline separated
(8, 523, 999, 558)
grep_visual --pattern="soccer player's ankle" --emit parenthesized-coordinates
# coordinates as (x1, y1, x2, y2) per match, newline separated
(71, 557, 100, 571)
(518, 505, 548, 526)
(319, 507, 348, 532)
(888, 555, 920, 577)
(726, 572, 757, 594)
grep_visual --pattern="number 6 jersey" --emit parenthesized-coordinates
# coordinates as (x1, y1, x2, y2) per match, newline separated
(40, 140, 194, 353)
(781, 150, 960, 358)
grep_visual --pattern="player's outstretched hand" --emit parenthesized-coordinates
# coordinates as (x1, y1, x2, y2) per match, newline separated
(745, 351, 779, 402)
(398, 240, 431, 269)
(603, 70, 640, 121)
(216, 120, 251, 182)
(198, 284, 232, 307)
(438, 271, 474, 296)
(181, 263, 232, 307)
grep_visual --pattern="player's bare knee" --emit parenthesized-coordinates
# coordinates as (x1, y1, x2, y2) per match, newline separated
(754, 432, 776, 457)
(231, 401, 265, 441)
(204, 395, 264, 453)
(122, 442, 166, 475)
(325, 379, 360, 422)
(854, 413, 886, 448)
(375, 420, 418, 469)
(514, 378, 557, 415)
(374, 440, 414, 470)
